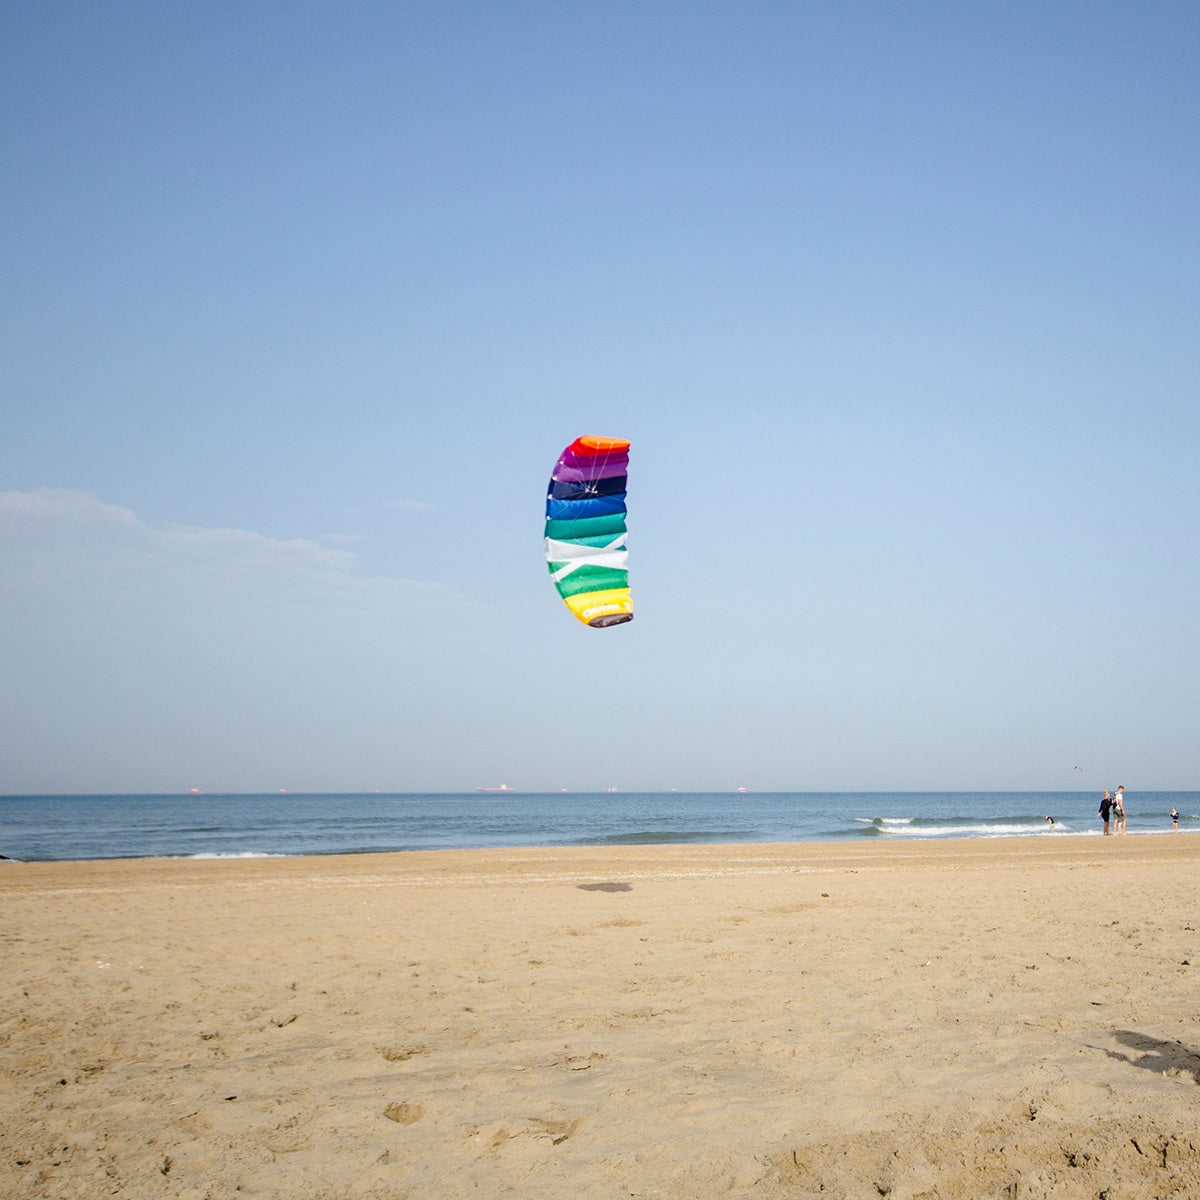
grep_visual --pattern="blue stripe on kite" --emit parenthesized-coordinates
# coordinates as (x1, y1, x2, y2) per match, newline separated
(544, 494, 627, 521)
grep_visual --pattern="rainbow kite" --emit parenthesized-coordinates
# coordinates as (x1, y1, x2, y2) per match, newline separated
(544, 435, 633, 627)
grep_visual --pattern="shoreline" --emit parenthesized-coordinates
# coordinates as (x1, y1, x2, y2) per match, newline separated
(0, 826, 1194, 879)
(4, 789, 1194, 864)
(5, 835, 1200, 1198)
(1, 823, 1193, 873)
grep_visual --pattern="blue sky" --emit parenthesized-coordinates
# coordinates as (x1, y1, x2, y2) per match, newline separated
(3, 2, 1197, 793)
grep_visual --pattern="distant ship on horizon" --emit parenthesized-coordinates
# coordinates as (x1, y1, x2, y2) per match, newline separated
(475, 784, 514, 793)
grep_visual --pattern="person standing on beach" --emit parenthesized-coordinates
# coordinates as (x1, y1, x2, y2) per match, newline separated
(1099, 791, 1113, 835)
(1114, 786, 1127, 835)
(1171, 806, 1179, 832)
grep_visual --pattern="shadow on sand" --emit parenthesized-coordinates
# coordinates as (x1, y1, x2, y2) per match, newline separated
(1103, 1030, 1200, 1084)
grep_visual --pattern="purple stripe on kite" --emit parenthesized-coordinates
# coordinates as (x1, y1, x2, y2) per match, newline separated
(554, 452, 627, 473)
(553, 465, 628, 485)
(556, 450, 629, 473)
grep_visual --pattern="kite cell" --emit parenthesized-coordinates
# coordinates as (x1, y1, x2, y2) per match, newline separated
(544, 436, 633, 627)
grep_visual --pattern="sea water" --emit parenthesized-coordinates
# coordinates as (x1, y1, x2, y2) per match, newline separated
(1, 791, 1196, 863)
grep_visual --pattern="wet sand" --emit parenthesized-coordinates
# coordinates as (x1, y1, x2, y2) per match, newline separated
(3, 835, 1199, 1199)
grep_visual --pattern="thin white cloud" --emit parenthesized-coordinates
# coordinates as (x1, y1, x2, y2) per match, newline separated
(1, 487, 353, 575)
(0, 488, 476, 610)
(0, 489, 502, 791)
(0, 486, 499, 678)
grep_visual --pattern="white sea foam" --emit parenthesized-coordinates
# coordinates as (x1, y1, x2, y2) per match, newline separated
(877, 822, 1091, 838)
(186, 851, 289, 859)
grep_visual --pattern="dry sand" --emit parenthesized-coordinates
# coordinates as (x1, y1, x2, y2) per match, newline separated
(2, 835, 1199, 1199)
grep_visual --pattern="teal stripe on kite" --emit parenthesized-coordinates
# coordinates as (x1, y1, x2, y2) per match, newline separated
(544, 513, 627, 541)
(553, 566, 629, 598)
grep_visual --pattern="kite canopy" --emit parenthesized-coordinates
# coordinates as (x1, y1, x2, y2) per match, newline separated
(544, 435, 633, 627)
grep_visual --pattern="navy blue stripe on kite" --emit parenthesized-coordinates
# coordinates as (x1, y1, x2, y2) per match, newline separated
(547, 475, 627, 501)
(544, 493, 627, 521)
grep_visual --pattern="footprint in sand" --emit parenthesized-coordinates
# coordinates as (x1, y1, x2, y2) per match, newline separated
(557, 1052, 606, 1071)
(384, 1102, 424, 1124)
(378, 1045, 427, 1062)
(476, 1117, 579, 1148)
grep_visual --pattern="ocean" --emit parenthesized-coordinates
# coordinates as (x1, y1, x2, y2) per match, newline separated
(1, 790, 1196, 863)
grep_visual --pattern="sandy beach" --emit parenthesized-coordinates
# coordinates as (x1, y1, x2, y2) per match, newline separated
(2, 835, 1199, 1199)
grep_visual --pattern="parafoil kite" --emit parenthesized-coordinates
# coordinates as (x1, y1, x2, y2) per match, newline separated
(544, 436, 633, 627)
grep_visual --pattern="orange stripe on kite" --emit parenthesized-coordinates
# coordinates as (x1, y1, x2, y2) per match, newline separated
(570, 435, 630, 456)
